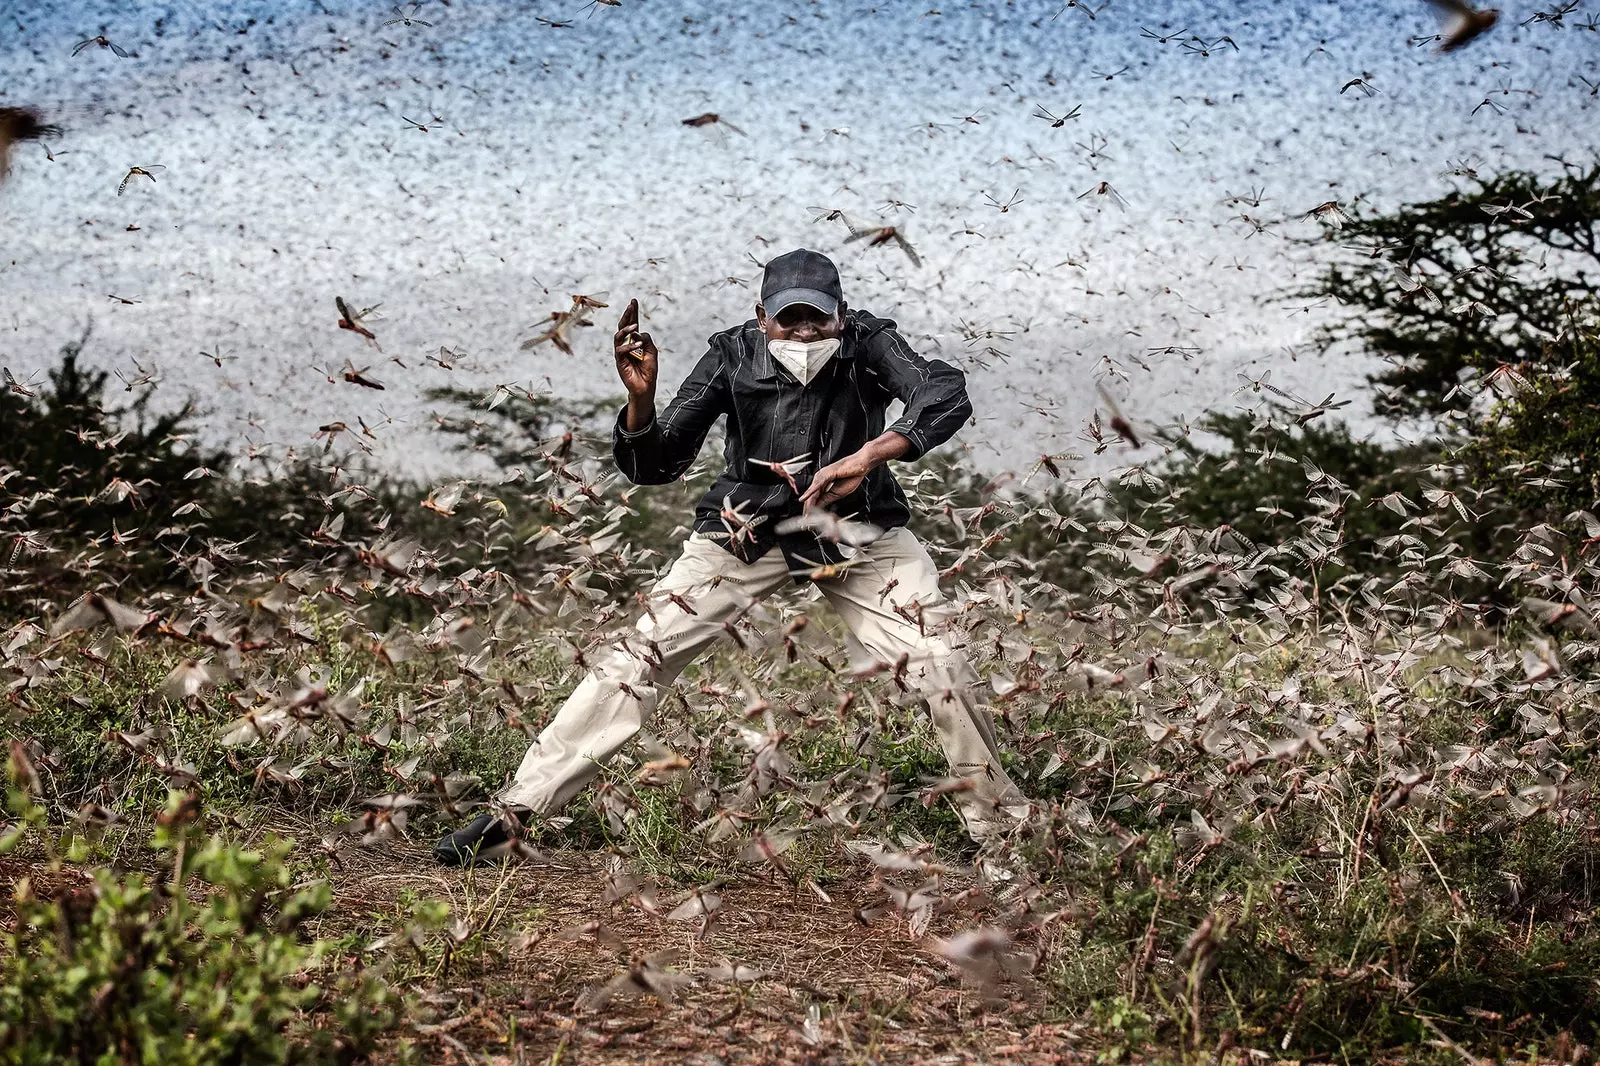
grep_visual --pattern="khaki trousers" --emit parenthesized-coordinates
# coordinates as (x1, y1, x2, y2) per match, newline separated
(500, 526, 1027, 839)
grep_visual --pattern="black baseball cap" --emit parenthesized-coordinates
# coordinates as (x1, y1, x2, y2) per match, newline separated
(761, 248, 842, 318)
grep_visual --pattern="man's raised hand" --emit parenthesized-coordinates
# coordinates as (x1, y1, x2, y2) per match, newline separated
(614, 299, 658, 400)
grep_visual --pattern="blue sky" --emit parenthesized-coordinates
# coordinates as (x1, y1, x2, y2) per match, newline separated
(2, 0, 1596, 475)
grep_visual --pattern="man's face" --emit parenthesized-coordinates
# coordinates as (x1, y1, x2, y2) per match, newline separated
(757, 300, 846, 343)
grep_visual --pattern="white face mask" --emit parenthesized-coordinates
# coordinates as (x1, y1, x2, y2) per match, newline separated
(767, 337, 841, 385)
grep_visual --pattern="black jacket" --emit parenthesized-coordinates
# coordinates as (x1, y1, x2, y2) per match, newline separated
(612, 309, 971, 571)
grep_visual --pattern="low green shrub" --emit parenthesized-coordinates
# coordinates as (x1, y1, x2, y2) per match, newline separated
(0, 785, 399, 1066)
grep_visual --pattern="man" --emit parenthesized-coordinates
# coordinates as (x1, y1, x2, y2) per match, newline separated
(435, 249, 1028, 865)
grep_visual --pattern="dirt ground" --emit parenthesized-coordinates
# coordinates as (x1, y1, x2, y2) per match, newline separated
(331, 846, 1093, 1065)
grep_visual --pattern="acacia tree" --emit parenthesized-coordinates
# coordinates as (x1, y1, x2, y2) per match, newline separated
(1302, 159, 1600, 514)
(1305, 159, 1599, 421)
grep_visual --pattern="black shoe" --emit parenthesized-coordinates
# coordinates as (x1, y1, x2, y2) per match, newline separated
(433, 809, 529, 867)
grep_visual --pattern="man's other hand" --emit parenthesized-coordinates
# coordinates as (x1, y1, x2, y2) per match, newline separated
(801, 451, 873, 508)
(801, 432, 913, 509)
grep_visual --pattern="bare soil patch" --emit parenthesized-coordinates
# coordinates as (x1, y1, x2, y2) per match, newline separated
(326, 846, 1090, 1065)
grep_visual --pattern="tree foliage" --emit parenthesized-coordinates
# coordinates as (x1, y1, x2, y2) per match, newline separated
(0, 334, 426, 605)
(1, 331, 229, 597)
(1115, 409, 1436, 549)
(1303, 159, 1600, 422)
(425, 383, 718, 575)
(1, 332, 225, 534)
(1459, 319, 1600, 517)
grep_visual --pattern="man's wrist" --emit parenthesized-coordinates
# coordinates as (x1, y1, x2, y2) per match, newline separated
(863, 432, 912, 467)
(624, 394, 656, 433)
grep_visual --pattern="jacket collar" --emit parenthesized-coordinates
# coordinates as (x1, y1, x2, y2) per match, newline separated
(747, 316, 859, 382)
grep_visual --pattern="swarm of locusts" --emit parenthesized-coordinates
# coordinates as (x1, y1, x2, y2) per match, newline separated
(3, 347, 1598, 1058)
